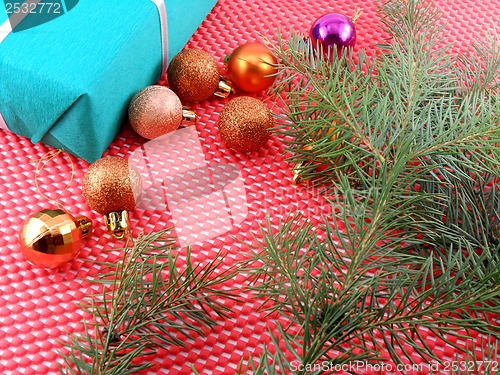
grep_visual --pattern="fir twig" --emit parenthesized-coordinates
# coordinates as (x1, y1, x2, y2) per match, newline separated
(249, 0, 500, 372)
(60, 229, 240, 375)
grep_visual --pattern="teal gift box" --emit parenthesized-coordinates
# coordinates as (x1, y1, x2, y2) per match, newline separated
(0, 0, 217, 162)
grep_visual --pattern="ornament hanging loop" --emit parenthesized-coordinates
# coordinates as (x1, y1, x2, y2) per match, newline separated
(33, 149, 75, 212)
(352, 7, 362, 23)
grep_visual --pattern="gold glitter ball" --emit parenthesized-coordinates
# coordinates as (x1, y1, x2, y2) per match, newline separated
(218, 96, 273, 152)
(128, 85, 183, 140)
(167, 49, 221, 103)
(82, 156, 142, 215)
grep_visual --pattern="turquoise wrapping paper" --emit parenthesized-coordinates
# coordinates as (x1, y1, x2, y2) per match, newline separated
(0, 0, 217, 162)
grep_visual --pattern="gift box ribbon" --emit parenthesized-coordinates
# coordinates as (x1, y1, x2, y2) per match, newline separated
(0, 112, 7, 131)
(152, 0, 169, 72)
(0, 0, 169, 132)
(0, 0, 43, 44)
(0, 18, 12, 45)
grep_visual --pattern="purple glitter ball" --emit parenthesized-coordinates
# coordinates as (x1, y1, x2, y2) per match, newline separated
(310, 13, 356, 56)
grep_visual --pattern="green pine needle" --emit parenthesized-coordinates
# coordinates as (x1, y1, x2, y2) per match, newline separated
(245, 0, 500, 372)
(60, 229, 240, 375)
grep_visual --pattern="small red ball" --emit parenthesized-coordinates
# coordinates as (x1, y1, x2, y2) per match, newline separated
(82, 156, 142, 215)
(167, 49, 221, 103)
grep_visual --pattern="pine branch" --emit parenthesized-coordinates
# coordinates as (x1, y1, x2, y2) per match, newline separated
(244, 213, 500, 372)
(449, 336, 500, 375)
(249, 0, 500, 372)
(60, 229, 240, 375)
(271, 1, 499, 188)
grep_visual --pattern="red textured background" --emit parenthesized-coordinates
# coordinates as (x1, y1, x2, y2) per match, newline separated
(0, 0, 499, 374)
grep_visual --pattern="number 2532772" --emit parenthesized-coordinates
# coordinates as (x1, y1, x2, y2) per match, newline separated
(5, 2, 62, 15)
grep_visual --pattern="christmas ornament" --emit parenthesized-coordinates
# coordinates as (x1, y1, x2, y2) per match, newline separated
(19, 209, 92, 268)
(310, 12, 357, 57)
(292, 150, 333, 184)
(226, 42, 278, 93)
(128, 85, 197, 140)
(218, 96, 273, 152)
(82, 156, 142, 239)
(18, 149, 93, 268)
(167, 48, 233, 103)
(292, 126, 344, 184)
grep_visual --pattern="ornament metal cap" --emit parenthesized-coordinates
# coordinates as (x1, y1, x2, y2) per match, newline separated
(292, 162, 306, 185)
(104, 211, 130, 240)
(180, 107, 198, 127)
(214, 76, 234, 98)
(75, 216, 93, 237)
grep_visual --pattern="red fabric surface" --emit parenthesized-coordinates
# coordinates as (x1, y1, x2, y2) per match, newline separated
(0, 0, 499, 374)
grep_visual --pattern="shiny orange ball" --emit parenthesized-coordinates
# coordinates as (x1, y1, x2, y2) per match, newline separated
(227, 42, 278, 93)
(19, 209, 92, 268)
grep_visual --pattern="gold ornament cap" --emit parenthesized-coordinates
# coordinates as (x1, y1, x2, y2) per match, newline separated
(292, 161, 306, 185)
(181, 107, 198, 127)
(167, 48, 234, 103)
(103, 211, 130, 240)
(214, 76, 234, 99)
(19, 209, 92, 268)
